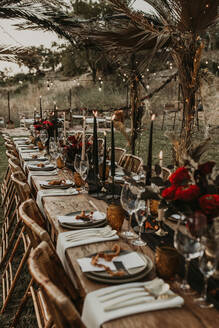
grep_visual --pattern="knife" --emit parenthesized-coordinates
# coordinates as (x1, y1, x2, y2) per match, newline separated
(113, 261, 130, 276)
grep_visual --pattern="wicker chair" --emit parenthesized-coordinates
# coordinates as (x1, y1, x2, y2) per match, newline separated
(108, 147, 126, 164)
(28, 241, 84, 328)
(120, 154, 143, 174)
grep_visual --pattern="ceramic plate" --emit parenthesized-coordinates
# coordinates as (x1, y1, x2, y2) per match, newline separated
(85, 252, 153, 284)
(58, 210, 107, 228)
(28, 164, 56, 171)
(40, 180, 74, 189)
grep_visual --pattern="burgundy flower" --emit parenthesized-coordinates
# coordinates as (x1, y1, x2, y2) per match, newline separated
(199, 194, 219, 217)
(43, 120, 53, 127)
(198, 161, 215, 175)
(161, 185, 178, 200)
(175, 185, 200, 201)
(169, 167, 190, 185)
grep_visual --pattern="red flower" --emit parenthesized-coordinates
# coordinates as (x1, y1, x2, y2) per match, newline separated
(68, 135, 77, 144)
(169, 167, 190, 185)
(199, 194, 219, 217)
(161, 185, 178, 200)
(198, 161, 215, 175)
(43, 120, 53, 127)
(33, 124, 42, 130)
(174, 185, 200, 201)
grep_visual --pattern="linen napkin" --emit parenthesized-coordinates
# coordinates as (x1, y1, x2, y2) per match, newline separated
(77, 252, 146, 273)
(56, 228, 119, 273)
(82, 279, 184, 328)
(19, 149, 39, 154)
(27, 170, 58, 187)
(36, 188, 79, 217)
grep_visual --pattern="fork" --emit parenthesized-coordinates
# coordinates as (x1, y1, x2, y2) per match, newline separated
(64, 226, 112, 238)
(100, 283, 169, 303)
(65, 230, 117, 242)
(103, 293, 177, 312)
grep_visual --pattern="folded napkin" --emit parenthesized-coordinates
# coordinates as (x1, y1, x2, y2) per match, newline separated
(77, 252, 145, 273)
(58, 211, 105, 225)
(82, 279, 184, 328)
(28, 163, 55, 170)
(56, 228, 119, 273)
(27, 170, 58, 187)
(36, 188, 79, 216)
(23, 160, 49, 170)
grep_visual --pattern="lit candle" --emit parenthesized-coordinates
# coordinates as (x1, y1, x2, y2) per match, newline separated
(111, 115, 115, 178)
(159, 150, 163, 167)
(40, 96, 42, 120)
(93, 111, 99, 175)
(102, 131, 107, 182)
(81, 113, 86, 160)
(63, 111, 66, 145)
(146, 114, 155, 185)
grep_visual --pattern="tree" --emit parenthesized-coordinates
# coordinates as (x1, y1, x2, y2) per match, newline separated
(85, 0, 219, 158)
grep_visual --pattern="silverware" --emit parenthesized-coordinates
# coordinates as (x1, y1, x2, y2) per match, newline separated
(103, 294, 177, 312)
(88, 200, 99, 211)
(65, 230, 117, 242)
(98, 278, 163, 298)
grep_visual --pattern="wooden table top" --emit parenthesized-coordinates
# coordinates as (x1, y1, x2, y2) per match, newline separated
(26, 161, 219, 327)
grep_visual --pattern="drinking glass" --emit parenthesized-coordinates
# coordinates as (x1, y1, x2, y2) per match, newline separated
(79, 156, 89, 191)
(174, 218, 204, 293)
(120, 182, 141, 239)
(40, 130, 48, 145)
(132, 200, 147, 246)
(49, 137, 58, 161)
(195, 235, 217, 308)
(74, 154, 81, 173)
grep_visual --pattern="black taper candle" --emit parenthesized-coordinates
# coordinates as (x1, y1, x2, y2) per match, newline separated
(93, 112, 99, 175)
(40, 96, 42, 120)
(102, 132, 107, 182)
(111, 118, 115, 177)
(145, 114, 155, 185)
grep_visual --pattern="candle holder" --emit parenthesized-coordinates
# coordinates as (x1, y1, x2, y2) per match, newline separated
(86, 165, 102, 194)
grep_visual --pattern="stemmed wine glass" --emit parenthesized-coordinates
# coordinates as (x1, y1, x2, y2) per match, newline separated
(74, 154, 81, 173)
(40, 129, 48, 146)
(195, 235, 218, 308)
(79, 156, 89, 191)
(120, 182, 141, 240)
(132, 200, 147, 246)
(174, 217, 204, 294)
(49, 137, 58, 161)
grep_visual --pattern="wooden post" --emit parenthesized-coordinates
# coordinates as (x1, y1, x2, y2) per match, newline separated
(8, 91, 10, 122)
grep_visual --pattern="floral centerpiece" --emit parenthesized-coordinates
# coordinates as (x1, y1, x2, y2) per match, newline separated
(63, 135, 92, 170)
(161, 161, 219, 236)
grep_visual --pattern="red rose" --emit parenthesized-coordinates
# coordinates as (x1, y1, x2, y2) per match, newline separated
(161, 185, 178, 200)
(175, 185, 200, 201)
(169, 167, 190, 185)
(198, 161, 215, 175)
(199, 194, 219, 217)
(43, 120, 53, 127)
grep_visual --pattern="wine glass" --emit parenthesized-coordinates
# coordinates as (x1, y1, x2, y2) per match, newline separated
(132, 200, 147, 246)
(174, 218, 204, 293)
(195, 235, 218, 308)
(120, 182, 141, 239)
(74, 154, 81, 173)
(40, 129, 48, 145)
(79, 156, 89, 191)
(49, 137, 58, 161)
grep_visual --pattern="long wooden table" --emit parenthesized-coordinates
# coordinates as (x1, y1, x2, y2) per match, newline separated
(26, 168, 219, 328)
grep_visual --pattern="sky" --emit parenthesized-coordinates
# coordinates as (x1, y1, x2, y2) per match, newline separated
(0, 0, 152, 74)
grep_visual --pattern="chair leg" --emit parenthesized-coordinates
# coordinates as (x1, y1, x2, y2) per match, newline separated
(10, 279, 33, 328)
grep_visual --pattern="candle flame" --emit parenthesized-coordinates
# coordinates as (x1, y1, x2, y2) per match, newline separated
(93, 110, 98, 117)
(112, 114, 116, 120)
(151, 114, 155, 121)
(104, 131, 107, 136)
(40, 95, 42, 98)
